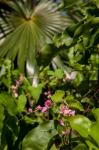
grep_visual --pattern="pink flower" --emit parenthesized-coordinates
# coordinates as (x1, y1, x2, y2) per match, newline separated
(59, 119, 65, 126)
(44, 100, 51, 108)
(41, 106, 48, 112)
(28, 108, 33, 113)
(36, 100, 51, 113)
(36, 105, 42, 111)
(60, 105, 75, 116)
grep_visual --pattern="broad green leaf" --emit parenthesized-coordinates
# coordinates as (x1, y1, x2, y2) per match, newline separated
(68, 101, 84, 111)
(92, 108, 99, 123)
(51, 90, 65, 103)
(89, 123, 99, 146)
(68, 115, 91, 137)
(89, 108, 99, 146)
(22, 120, 57, 150)
(0, 93, 17, 116)
(28, 85, 42, 101)
(17, 95, 27, 112)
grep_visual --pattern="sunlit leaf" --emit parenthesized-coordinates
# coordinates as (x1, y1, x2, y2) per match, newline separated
(68, 115, 91, 137)
(51, 90, 65, 103)
(22, 120, 57, 150)
(17, 94, 27, 112)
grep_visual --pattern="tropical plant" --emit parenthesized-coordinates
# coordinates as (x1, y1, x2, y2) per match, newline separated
(0, 0, 99, 150)
(0, 0, 71, 86)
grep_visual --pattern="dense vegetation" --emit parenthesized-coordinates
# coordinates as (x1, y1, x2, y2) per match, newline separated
(0, 0, 99, 150)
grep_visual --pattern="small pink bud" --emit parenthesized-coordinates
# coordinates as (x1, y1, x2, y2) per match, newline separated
(41, 107, 48, 112)
(59, 119, 64, 126)
(36, 105, 42, 111)
(28, 108, 33, 113)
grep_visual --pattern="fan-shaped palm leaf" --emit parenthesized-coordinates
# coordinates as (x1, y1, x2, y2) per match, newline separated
(0, 0, 65, 72)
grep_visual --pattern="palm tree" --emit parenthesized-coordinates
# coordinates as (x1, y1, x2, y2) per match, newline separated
(0, 0, 69, 86)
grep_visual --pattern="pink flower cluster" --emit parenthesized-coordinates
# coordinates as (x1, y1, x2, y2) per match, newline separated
(11, 74, 24, 97)
(36, 99, 51, 113)
(60, 105, 75, 116)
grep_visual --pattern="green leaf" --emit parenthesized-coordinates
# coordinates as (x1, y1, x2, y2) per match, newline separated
(17, 95, 27, 112)
(74, 25, 84, 37)
(54, 69, 64, 79)
(88, 29, 99, 48)
(64, 0, 80, 7)
(23, 116, 36, 125)
(68, 115, 91, 137)
(51, 90, 65, 103)
(90, 54, 99, 65)
(28, 84, 42, 101)
(22, 120, 57, 150)
(73, 72, 84, 86)
(0, 93, 17, 116)
(73, 143, 88, 150)
(47, 70, 54, 76)
(50, 144, 57, 150)
(86, 140, 99, 150)
(92, 108, 99, 123)
(89, 108, 99, 146)
(92, 0, 99, 8)
(68, 101, 84, 111)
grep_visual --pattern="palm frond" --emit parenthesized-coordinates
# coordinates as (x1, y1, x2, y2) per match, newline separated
(0, 0, 65, 72)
